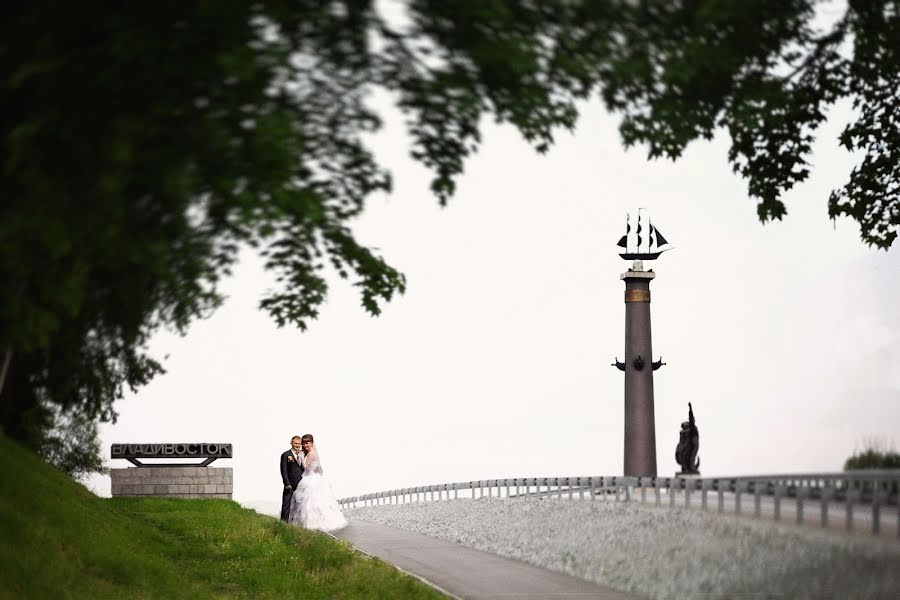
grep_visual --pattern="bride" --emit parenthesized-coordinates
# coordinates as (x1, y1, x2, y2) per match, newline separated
(288, 434, 348, 532)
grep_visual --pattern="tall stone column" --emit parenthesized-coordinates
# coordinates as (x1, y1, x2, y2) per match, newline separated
(621, 262, 657, 477)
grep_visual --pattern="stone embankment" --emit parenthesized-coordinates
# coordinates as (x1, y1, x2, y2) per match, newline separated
(347, 497, 900, 599)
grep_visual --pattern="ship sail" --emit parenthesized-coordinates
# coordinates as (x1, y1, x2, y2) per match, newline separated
(654, 226, 673, 251)
(617, 235, 627, 248)
(636, 217, 642, 250)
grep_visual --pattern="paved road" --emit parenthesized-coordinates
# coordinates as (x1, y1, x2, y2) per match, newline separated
(333, 519, 638, 600)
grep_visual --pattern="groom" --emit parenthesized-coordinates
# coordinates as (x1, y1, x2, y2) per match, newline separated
(280, 435, 305, 521)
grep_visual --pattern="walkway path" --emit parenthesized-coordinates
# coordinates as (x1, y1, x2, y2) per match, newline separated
(333, 520, 637, 600)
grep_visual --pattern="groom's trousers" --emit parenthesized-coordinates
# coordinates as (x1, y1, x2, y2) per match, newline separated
(281, 474, 303, 521)
(281, 486, 294, 521)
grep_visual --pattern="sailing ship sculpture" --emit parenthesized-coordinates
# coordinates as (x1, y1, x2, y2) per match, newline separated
(616, 211, 673, 261)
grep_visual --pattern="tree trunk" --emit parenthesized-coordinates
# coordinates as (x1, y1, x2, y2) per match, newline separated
(0, 347, 10, 399)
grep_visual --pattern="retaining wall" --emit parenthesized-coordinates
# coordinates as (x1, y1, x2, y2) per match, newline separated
(111, 467, 232, 499)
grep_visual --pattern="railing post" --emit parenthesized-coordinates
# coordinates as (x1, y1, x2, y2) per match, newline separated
(701, 478, 708, 511)
(774, 482, 782, 522)
(735, 480, 742, 515)
(845, 477, 854, 532)
(872, 479, 881, 535)
(655, 477, 662, 506)
(717, 479, 725, 513)
(797, 483, 806, 525)
(754, 480, 761, 517)
(886, 474, 900, 539)
(669, 477, 676, 508)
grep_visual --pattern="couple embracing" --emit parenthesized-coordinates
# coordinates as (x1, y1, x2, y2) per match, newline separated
(279, 433, 347, 532)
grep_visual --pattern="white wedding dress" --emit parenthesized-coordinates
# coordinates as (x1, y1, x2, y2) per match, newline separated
(288, 448, 348, 532)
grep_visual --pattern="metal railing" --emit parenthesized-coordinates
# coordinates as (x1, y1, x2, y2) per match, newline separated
(338, 471, 900, 538)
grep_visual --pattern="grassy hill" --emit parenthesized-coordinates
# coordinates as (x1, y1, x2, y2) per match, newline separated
(0, 433, 442, 599)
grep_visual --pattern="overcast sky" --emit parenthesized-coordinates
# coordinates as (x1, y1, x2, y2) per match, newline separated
(84, 92, 898, 513)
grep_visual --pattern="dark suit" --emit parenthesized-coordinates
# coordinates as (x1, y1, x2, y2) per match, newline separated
(280, 449, 305, 521)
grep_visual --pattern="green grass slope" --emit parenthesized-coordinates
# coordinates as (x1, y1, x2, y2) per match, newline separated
(0, 433, 442, 599)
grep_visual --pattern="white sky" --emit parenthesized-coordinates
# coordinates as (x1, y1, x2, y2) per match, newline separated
(84, 95, 899, 513)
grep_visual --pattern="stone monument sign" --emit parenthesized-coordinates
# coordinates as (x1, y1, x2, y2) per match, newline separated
(110, 442, 233, 499)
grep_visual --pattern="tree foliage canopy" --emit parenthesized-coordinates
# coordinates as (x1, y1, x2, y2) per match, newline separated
(1, 1, 897, 454)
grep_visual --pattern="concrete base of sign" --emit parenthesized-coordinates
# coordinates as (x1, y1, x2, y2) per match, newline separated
(111, 467, 233, 499)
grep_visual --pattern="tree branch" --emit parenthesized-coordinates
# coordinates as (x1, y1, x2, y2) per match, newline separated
(782, 12, 849, 82)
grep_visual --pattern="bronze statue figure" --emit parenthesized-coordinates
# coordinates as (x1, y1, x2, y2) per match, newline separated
(675, 402, 700, 475)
